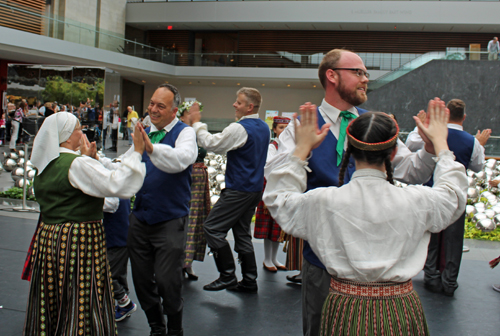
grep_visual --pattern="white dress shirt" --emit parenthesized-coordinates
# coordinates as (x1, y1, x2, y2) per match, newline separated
(405, 123, 484, 173)
(192, 113, 263, 154)
(265, 99, 436, 185)
(62, 147, 146, 199)
(103, 197, 120, 213)
(100, 117, 197, 174)
(263, 151, 467, 283)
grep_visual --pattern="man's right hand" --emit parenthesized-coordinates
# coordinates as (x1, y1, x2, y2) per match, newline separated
(475, 129, 492, 147)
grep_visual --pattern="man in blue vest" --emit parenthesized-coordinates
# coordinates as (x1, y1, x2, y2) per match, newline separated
(102, 198, 138, 321)
(190, 87, 270, 293)
(100, 84, 197, 336)
(266, 49, 440, 336)
(420, 99, 488, 297)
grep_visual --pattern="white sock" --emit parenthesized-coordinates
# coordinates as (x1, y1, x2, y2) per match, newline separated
(271, 241, 285, 267)
(263, 239, 274, 267)
(118, 294, 131, 307)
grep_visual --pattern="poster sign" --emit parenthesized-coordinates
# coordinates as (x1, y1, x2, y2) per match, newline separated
(281, 112, 295, 119)
(265, 110, 279, 129)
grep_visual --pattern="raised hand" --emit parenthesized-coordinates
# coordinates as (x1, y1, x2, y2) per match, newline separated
(133, 123, 146, 155)
(80, 134, 96, 159)
(475, 129, 492, 147)
(413, 98, 449, 155)
(293, 102, 330, 161)
(190, 102, 201, 124)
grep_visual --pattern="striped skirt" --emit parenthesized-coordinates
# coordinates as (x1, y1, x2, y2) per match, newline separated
(285, 236, 304, 271)
(23, 221, 117, 336)
(184, 162, 210, 268)
(321, 277, 429, 336)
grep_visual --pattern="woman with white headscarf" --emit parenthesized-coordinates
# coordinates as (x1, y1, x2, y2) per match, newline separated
(24, 112, 146, 336)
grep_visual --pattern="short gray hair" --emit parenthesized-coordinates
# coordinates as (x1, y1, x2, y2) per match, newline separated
(237, 87, 262, 112)
(157, 84, 181, 109)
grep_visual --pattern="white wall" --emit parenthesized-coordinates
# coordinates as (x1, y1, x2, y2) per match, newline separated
(126, 1, 500, 30)
(143, 84, 324, 120)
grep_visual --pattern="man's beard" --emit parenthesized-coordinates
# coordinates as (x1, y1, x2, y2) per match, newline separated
(338, 78, 367, 106)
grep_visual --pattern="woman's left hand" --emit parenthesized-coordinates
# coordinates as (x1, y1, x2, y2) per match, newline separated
(293, 103, 330, 161)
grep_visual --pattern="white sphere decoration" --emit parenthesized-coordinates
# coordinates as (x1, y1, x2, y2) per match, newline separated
(486, 159, 497, 169)
(3, 159, 17, 172)
(216, 174, 225, 183)
(210, 195, 220, 206)
(466, 205, 477, 216)
(17, 158, 25, 167)
(220, 182, 225, 190)
(15, 178, 29, 188)
(476, 218, 496, 232)
(467, 188, 479, 201)
(18, 150, 25, 158)
(474, 203, 486, 213)
(494, 214, 500, 227)
(209, 160, 218, 167)
(9, 152, 18, 160)
(220, 164, 226, 173)
(207, 167, 217, 176)
(484, 209, 496, 219)
(472, 213, 487, 223)
(28, 170, 36, 179)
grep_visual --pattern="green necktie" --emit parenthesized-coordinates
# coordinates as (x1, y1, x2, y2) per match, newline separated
(148, 129, 166, 144)
(336, 111, 357, 166)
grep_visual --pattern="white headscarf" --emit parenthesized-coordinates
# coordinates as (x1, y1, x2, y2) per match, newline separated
(31, 112, 78, 175)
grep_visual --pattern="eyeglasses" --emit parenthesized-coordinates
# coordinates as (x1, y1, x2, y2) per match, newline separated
(332, 68, 370, 79)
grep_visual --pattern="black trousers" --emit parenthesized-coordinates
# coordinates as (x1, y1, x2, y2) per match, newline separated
(111, 128, 118, 149)
(301, 258, 331, 336)
(424, 211, 466, 292)
(128, 214, 188, 315)
(107, 246, 129, 301)
(204, 188, 262, 254)
(102, 128, 108, 149)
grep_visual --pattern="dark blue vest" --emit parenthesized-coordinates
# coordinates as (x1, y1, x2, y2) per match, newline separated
(303, 107, 368, 269)
(226, 118, 270, 192)
(103, 199, 131, 248)
(133, 121, 193, 225)
(424, 127, 474, 186)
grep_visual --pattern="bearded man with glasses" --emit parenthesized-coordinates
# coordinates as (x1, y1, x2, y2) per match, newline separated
(265, 49, 440, 336)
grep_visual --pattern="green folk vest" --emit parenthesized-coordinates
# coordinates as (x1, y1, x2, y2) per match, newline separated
(34, 153, 104, 224)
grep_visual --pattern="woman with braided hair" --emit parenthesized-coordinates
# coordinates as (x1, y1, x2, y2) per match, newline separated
(263, 99, 467, 335)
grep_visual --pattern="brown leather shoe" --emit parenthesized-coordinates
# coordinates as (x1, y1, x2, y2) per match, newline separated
(263, 262, 277, 272)
(275, 265, 287, 271)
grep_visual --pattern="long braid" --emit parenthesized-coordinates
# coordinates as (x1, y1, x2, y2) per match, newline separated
(338, 147, 352, 187)
(385, 156, 394, 185)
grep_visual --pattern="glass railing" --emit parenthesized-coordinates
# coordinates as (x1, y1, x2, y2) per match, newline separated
(0, 0, 422, 71)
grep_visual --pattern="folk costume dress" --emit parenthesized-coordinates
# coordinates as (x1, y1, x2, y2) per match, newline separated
(254, 140, 281, 242)
(24, 113, 145, 336)
(264, 150, 467, 336)
(184, 146, 211, 267)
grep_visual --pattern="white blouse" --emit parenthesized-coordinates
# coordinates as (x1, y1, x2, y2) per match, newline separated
(63, 147, 146, 199)
(265, 99, 437, 185)
(263, 151, 467, 283)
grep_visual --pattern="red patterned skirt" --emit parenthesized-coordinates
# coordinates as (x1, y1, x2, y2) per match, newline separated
(253, 180, 282, 242)
(321, 277, 429, 336)
(23, 221, 116, 336)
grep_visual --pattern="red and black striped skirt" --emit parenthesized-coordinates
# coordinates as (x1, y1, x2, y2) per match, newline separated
(321, 277, 429, 336)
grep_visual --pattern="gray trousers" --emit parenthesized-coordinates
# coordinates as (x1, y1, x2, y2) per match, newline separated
(128, 214, 188, 315)
(204, 188, 262, 254)
(107, 246, 129, 302)
(302, 258, 331, 336)
(424, 211, 466, 292)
